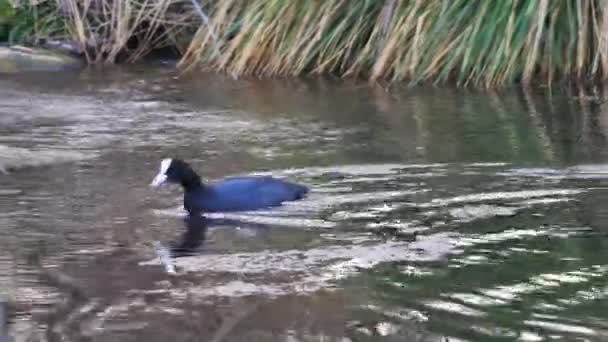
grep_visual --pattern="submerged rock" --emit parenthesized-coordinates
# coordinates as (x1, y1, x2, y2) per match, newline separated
(0, 45, 83, 74)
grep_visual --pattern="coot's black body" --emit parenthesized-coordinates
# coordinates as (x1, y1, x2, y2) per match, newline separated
(150, 158, 308, 214)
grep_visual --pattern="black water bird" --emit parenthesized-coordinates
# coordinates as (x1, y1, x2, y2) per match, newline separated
(150, 158, 309, 214)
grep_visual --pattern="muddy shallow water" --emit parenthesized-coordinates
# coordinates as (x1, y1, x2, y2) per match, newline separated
(1, 66, 608, 341)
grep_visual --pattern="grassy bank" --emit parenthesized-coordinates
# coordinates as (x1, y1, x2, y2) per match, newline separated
(2, 0, 608, 88)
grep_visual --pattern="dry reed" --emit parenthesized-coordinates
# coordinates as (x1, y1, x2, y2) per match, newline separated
(10, 0, 608, 87)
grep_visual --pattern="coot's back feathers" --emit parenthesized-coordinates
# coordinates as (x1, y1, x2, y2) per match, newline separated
(187, 176, 308, 213)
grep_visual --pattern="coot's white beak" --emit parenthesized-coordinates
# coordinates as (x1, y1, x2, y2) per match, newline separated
(150, 158, 172, 187)
(150, 173, 167, 187)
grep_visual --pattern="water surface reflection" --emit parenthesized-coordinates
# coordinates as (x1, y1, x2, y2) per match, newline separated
(0, 67, 608, 341)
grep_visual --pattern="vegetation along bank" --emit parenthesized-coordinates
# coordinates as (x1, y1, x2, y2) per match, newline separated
(2, 0, 608, 88)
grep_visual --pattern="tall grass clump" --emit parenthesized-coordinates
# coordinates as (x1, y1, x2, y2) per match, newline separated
(6, 0, 608, 87)
(4, 0, 201, 62)
(60, 0, 203, 63)
(0, 0, 64, 44)
(180, 0, 608, 87)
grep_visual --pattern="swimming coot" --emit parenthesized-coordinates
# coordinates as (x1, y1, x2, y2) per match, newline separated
(150, 158, 309, 214)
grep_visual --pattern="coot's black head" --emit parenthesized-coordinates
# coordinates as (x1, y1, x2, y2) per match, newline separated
(150, 158, 202, 189)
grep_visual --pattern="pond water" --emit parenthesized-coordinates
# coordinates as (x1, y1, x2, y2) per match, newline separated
(1, 65, 608, 341)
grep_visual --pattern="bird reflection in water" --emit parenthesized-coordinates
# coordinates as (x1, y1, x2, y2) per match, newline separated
(155, 213, 269, 273)
(169, 214, 209, 257)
